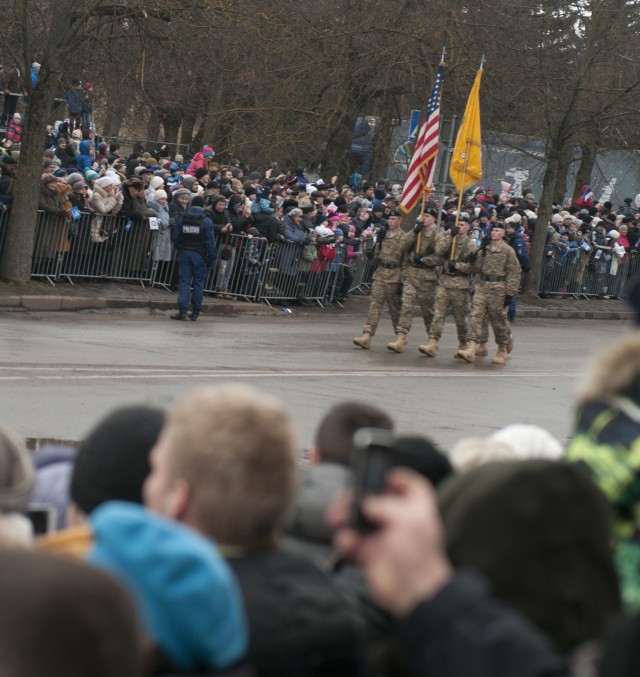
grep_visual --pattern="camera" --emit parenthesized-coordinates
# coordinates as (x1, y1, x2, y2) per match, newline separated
(27, 504, 57, 535)
(350, 428, 396, 533)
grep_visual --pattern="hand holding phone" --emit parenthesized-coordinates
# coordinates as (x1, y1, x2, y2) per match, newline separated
(350, 427, 396, 533)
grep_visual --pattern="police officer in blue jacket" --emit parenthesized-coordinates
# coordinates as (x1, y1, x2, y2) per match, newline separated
(171, 195, 217, 321)
(505, 218, 530, 323)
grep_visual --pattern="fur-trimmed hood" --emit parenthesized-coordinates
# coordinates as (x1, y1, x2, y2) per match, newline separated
(577, 330, 640, 404)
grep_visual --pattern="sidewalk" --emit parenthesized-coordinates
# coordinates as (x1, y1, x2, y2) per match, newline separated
(0, 280, 634, 321)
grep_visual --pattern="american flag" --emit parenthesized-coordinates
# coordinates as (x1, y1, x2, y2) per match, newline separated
(400, 62, 445, 213)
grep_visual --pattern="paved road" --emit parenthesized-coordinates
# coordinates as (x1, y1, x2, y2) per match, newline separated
(0, 310, 626, 451)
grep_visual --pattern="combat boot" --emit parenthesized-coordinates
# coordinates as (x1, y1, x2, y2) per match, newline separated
(171, 312, 188, 321)
(387, 332, 408, 353)
(418, 338, 438, 357)
(475, 342, 488, 356)
(453, 342, 467, 359)
(353, 333, 372, 349)
(492, 344, 509, 365)
(506, 333, 514, 354)
(458, 340, 477, 363)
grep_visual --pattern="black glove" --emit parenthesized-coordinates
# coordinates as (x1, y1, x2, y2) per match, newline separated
(504, 295, 513, 308)
(468, 250, 478, 263)
(413, 254, 424, 266)
(447, 260, 456, 273)
(377, 226, 388, 241)
(413, 222, 423, 233)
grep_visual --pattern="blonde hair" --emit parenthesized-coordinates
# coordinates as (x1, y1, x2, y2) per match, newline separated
(165, 385, 297, 548)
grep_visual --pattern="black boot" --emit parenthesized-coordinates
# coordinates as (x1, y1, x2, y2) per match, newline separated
(188, 313, 199, 321)
(171, 312, 188, 321)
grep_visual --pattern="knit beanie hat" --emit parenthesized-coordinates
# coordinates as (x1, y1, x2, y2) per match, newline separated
(392, 435, 453, 487)
(149, 176, 164, 190)
(439, 460, 620, 652)
(70, 406, 165, 515)
(154, 189, 167, 201)
(89, 501, 247, 672)
(202, 146, 214, 158)
(490, 424, 563, 460)
(66, 172, 84, 186)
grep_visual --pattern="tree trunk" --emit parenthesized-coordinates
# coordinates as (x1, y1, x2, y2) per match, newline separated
(159, 111, 181, 145)
(371, 101, 394, 182)
(179, 111, 197, 152)
(0, 0, 72, 283)
(573, 138, 598, 203)
(199, 60, 224, 147)
(147, 108, 161, 141)
(523, 146, 561, 296)
(551, 144, 573, 205)
(101, 105, 126, 137)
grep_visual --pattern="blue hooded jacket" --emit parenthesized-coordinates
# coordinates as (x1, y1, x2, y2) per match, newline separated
(76, 140, 93, 173)
(88, 501, 248, 672)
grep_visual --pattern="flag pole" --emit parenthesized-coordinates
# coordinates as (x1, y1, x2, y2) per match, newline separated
(452, 56, 484, 227)
(450, 55, 484, 260)
(415, 46, 446, 254)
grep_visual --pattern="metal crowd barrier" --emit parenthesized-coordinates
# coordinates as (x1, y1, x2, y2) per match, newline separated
(348, 245, 376, 295)
(252, 240, 333, 307)
(539, 242, 637, 299)
(17, 211, 640, 305)
(205, 233, 271, 303)
(31, 211, 156, 286)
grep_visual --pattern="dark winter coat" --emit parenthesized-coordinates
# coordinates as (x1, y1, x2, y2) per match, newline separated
(227, 547, 363, 677)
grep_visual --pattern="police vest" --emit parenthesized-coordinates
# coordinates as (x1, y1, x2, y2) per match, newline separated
(180, 213, 205, 251)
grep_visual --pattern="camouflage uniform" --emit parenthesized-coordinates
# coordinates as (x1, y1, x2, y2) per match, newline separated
(395, 228, 444, 336)
(468, 240, 521, 345)
(361, 229, 404, 336)
(429, 232, 478, 343)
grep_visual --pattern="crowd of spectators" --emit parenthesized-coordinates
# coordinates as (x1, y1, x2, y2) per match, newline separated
(1, 118, 639, 303)
(5, 314, 640, 675)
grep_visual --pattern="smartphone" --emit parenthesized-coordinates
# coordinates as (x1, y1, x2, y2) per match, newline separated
(27, 505, 57, 535)
(350, 427, 396, 533)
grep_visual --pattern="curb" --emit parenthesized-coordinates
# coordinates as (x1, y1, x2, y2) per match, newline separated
(0, 295, 276, 316)
(0, 295, 633, 321)
(517, 309, 633, 321)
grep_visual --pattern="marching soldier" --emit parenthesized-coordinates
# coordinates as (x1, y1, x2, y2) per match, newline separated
(353, 211, 405, 349)
(458, 223, 520, 365)
(420, 216, 478, 358)
(386, 208, 443, 353)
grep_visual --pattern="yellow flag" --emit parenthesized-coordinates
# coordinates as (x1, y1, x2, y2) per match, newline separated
(449, 67, 483, 194)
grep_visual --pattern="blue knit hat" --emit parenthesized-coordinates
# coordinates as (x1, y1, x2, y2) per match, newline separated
(89, 502, 248, 672)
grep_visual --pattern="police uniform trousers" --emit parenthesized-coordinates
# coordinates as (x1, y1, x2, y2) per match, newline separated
(178, 249, 208, 314)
